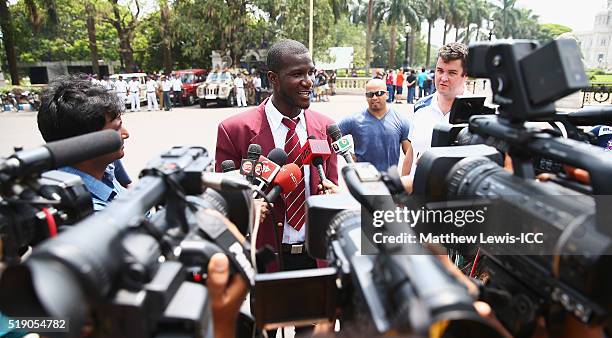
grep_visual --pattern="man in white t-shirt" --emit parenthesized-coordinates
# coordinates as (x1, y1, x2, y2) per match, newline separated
(252, 73, 262, 105)
(407, 42, 468, 177)
(172, 74, 183, 107)
(161, 75, 173, 111)
(145, 75, 159, 111)
(114, 76, 128, 104)
(128, 77, 141, 112)
(233, 73, 247, 107)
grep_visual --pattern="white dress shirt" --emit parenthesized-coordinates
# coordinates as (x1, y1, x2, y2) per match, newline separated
(172, 78, 182, 91)
(114, 80, 128, 93)
(128, 80, 140, 93)
(146, 79, 157, 92)
(264, 97, 310, 244)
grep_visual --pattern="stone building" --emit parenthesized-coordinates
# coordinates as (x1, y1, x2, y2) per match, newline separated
(576, 0, 612, 69)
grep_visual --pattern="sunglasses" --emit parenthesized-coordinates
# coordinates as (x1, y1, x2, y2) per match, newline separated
(365, 90, 387, 98)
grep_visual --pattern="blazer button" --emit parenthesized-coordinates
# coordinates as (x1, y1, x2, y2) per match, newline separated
(277, 222, 283, 228)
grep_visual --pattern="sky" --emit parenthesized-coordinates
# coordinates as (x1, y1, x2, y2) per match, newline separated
(515, 0, 606, 32)
(424, 0, 607, 47)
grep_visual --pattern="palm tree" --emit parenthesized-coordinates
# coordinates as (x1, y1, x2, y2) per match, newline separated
(373, 0, 421, 67)
(446, 0, 467, 43)
(423, 0, 444, 66)
(512, 7, 540, 39)
(464, 0, 489, 43)
(366, 0, 374, 73)
(0, 0, 19, 84)
(492, 0, 518, 39)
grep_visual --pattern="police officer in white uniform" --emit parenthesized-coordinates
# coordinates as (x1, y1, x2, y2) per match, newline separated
(128, 77, 141, 112)
(146, 75, 159, 111)
(114, 76, 128, 104)
(407, 42, 469, 177)
(172, 74, 183, 107)
(233, 73, 247, 107)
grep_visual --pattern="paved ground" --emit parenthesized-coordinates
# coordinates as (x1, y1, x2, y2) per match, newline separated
(0, 95, 416, 179)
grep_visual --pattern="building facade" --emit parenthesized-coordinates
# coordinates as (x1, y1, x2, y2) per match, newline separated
(576, 0, 612, 69)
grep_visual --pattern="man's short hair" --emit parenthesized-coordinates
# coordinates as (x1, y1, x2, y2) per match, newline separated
(38, 74, 124, 142)
(266, 39, 310, 73)
(438, 42, 469, 75)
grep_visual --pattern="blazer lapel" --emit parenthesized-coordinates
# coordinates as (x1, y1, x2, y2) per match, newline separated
(249, 99, 276, 157)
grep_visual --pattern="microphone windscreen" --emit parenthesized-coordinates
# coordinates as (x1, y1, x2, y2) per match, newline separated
(221, 160, 236, 172)
(247, 144, 262, 160)
(274, 163, 302, 194)
(327, 124, 343, 142)
(45, 130, 122, 168)
(267, 148, 288, 165)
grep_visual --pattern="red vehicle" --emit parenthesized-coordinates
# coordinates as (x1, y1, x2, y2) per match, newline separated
(172, 69, 208, 106)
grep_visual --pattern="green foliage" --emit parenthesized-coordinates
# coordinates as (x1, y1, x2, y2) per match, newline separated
(537, 23, 572, 43)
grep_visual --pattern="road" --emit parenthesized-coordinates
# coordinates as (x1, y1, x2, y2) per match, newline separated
(0, 95, 415, 180)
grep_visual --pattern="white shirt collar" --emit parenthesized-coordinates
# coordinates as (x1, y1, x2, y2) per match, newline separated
(264, 96, 306, 132)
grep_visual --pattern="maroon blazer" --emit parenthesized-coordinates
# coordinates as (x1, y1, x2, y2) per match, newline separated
(215, 98, 338, 269)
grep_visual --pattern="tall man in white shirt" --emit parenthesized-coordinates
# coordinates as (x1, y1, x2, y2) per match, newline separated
(161, 75, 173, 111)
(145, 75, 159, 111)
(114, 76, 128, 105)
(252, 73, 262, 105)
(128, 77, 141, 112)
(172, 74, 183, 107)
(233, 73, 247, 107)
(407, 42, 468, 177)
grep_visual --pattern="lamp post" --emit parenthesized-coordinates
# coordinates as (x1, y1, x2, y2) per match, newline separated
(404, 25, 412, 70)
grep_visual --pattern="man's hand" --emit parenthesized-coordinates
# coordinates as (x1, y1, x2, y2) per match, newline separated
(207, 253, 249, 338)
(318, 179, 341, 194)
(254, 198, 271, 224)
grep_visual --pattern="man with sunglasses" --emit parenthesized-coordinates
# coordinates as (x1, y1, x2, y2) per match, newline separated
(338, 78, 413, 174)
(407, 42, 469, 177)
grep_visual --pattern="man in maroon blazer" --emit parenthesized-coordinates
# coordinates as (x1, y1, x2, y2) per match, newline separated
(215, 39, 338, 273)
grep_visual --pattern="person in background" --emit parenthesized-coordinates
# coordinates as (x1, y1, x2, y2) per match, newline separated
(128, 76, 141, 112)
(234, 72, 247, 107)
(395, 69, 404, 104)
(172, 73, 183, 107)
(386, 69, 395, 103)
(406, 69, 417, 104)
(145, 75, 159, 111)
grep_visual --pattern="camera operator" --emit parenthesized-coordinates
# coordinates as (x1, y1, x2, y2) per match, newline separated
(408, 43, 469, 178)
(37, 74, 130, 211)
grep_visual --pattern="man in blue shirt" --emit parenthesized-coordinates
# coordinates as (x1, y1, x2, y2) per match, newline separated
(338, 78, 413, 174)
(417, 68, 428, 99)
(37, 75, 130, 211)
(590, 125, 612, 151)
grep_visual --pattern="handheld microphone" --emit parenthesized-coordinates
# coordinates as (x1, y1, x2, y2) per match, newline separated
(257, 148, 288, 185)
(0, 129, 122, 179)
(240, 144, 262, 182)
(327, 124, 355, 164)
(220, 160, 236, 173)
(265, 163, 302, 202)
(301, 136, 331, 184)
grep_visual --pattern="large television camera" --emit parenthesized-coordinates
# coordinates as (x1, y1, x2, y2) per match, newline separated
(0, 146, 257, 338)
(411, 39, 612, 337)
(0, 130, 123, 263)
(253, 163, 504, 337)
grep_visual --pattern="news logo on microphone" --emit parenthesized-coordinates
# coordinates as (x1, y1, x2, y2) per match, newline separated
(332, 135, 353, 154)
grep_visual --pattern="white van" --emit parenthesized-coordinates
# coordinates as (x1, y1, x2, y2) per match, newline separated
(110, 72, 148, 104)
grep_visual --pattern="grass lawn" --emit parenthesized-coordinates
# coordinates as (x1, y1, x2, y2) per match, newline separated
(591, 74, 612, 83)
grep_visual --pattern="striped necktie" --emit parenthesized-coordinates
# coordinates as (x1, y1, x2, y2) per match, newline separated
(282, 117, 307, 231)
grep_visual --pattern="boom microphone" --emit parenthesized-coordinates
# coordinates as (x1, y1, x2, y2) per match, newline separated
(327, 124, 355, 164)
(265, 163, 302, 202)
(0, 130, 122, 179)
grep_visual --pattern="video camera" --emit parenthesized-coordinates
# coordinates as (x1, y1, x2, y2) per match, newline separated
(0, 130, 123, 263)
(253, 162, 504, 337)
(410, 38, 612, 337)
(0, 145, 257, 338)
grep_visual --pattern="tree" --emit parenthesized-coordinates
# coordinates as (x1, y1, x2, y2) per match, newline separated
(0, 0, 19, 84)
(373, 0, 420, 67)
(423, 0, 444, 66)
(366, 0, 373, 73)
(537, 23, 572, 43)
(492, 0, 518, 39)
(86, 1, 100, 76)
(105, 0, 141, 72)
(159, 0, 172, 74)
(464, 0, 489, 43)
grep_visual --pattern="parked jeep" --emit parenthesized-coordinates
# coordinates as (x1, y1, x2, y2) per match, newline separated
(196, 70, 236, 108)
(172, 69, 207, 106)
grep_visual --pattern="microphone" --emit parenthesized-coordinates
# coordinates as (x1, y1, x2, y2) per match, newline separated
(201, 172, 252, 191)
(0, 129, 122, 179)
(327, 124, 355, 164)
(301, 136, 332, 184)
(220, 160, 236, 173)
(265, 163, 302, 202)
(240, 144, 262, 182)
(256, 148, 288, 186)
